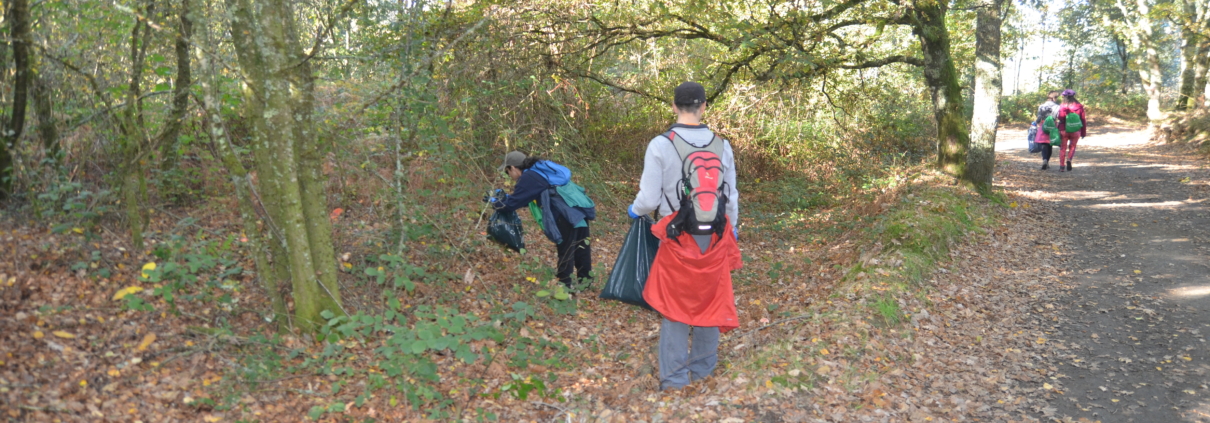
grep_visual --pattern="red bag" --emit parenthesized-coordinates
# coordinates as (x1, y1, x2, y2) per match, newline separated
(642, 214, 743, 333)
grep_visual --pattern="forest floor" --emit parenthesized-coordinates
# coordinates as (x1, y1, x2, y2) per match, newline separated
(1, 118, 1208, 423)
(994, 120, 1210, 423)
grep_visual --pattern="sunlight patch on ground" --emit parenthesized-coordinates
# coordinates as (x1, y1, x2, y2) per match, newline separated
(1168, 285, 1210, 299)
(1050, 190, 1119, 201)
(1087, 199, 1208, 209)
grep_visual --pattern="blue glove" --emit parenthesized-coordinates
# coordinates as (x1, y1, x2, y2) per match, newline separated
(627, 205, 640, 219)
(733, 227, 739, 240)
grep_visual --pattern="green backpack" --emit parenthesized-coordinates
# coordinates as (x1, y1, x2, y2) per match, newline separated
(1042, 115, 1059, 143)
(1065, 113, 1083, 132)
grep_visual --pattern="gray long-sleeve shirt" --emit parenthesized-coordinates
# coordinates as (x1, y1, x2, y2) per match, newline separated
(630, 124, 739, 228)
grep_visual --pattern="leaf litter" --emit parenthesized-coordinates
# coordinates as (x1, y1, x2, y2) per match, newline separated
(1, 125, 1187, 422)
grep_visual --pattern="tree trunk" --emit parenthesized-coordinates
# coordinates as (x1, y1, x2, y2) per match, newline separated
(1177, 25, 1200, 111)
(284, 2, 343, 318)
(1119, 0, 1166, 123)
(1066, 49, 1076, 89)
(31, 72, 57, 162)
(198, 41, 289, 332)
(911, 0, 969, 178)
(160, 0, 193, 171)
(965, 0, 1003, 189)
(1113, 35, 1132, 94)
(1139, 43, 1165, 122)
(226, 0, 344, 332)
(1037, 11, 1047, 90)
(122, 2, 151, 250)
(0, 0, 31, 200)
(1197, 41, 1210, 108)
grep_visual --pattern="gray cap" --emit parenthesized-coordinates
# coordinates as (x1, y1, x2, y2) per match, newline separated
(498, 151, 526, 171)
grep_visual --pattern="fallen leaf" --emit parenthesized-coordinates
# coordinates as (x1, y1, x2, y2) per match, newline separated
(329, 208, 344, 221)
(820, 348, 830, 355)
(1043, 383, 1053, 390)
(1133, 270, 1141, 274)
(32, 331, 44, 339)
(112, 286, 144, 301)
(136, 333, 157, 352)
(52, 331, 75, 339)
(140, 262, 156, 278)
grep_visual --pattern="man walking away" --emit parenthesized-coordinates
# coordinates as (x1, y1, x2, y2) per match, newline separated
(628, 81, 742, 391)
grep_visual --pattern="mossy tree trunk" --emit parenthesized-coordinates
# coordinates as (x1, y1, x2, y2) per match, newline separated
(0, 0, 31, 200)
(159, 0, 193, 171)
(909, 0, 969, 179)
(1176, 0, 1209, 111)
(31, 72, 57, 163)
(965, 0, 1004, 189)
(226, 0, 344, 332)
(197, 30, 290, 332)
(120, 0, 154, 250)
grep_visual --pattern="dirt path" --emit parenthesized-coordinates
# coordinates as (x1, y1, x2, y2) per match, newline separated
(995, 120, 1210, 423)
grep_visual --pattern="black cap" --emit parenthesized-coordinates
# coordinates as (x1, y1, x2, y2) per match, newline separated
(674, 81, 706, 106)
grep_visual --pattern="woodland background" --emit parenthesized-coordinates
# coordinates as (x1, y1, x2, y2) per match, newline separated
(0, 0, 1209, 420)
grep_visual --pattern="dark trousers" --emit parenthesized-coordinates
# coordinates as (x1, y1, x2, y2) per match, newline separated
(1041, 143, 1053, 162)
(555, 218, 592, 287)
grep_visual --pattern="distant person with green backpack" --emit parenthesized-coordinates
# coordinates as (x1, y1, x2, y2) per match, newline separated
(1034, 91, 1061, 170)
(1057, 89, 1087, 172)
(486, 152, 596, 289)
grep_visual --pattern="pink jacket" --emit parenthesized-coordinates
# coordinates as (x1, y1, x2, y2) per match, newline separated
(1058, 102, 1087, 138)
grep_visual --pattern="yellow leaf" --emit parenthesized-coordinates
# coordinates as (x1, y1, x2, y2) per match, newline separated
(1111, 399, 1119, 403)
(1043, 383, 1053, 390)
(108, 369, 120, 377)
(1131, 223, 1138, 227)
(72, 227, 83, 234)
(32, 331, 44, 339)
(79, 380, 87, 387)
(52, 331, 76, 339)
(141, 262, 157, 278)
(1133, 270, 1141, 274)
(1182, 356, 1192, 361)
(112, 286, 143, 301)
(343, 262, 352, 269)
(820, 348, 830, 355)
(765, 380, 774, 388)
(136, 333, 157, 352)
(1156, 366, 1162, 371)
(1009, 201, 1018, 208)
(1036, 338, 1046, 344)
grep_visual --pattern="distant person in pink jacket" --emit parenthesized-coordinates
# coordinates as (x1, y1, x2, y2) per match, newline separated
(1056, 89, 1087, 172)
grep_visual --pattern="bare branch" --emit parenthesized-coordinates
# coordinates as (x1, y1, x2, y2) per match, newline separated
(839, 55, 924, 69)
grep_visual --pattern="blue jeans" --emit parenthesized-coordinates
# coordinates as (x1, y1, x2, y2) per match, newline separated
(658, 318, 720, 390)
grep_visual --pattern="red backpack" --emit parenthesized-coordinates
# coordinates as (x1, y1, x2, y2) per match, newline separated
(662, 130, 730, 239)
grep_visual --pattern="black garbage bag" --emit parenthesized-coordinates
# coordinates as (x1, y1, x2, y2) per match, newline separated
(600, 217, 659, 310)
(487, 210, 525, 252)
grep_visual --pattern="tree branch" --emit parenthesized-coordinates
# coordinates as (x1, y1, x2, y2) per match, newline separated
(839, 55, 924, 69)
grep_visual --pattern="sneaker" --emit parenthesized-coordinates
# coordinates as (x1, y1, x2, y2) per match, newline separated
(1041, 162, 1048, 171)
(1066, 161, 1072, 171)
